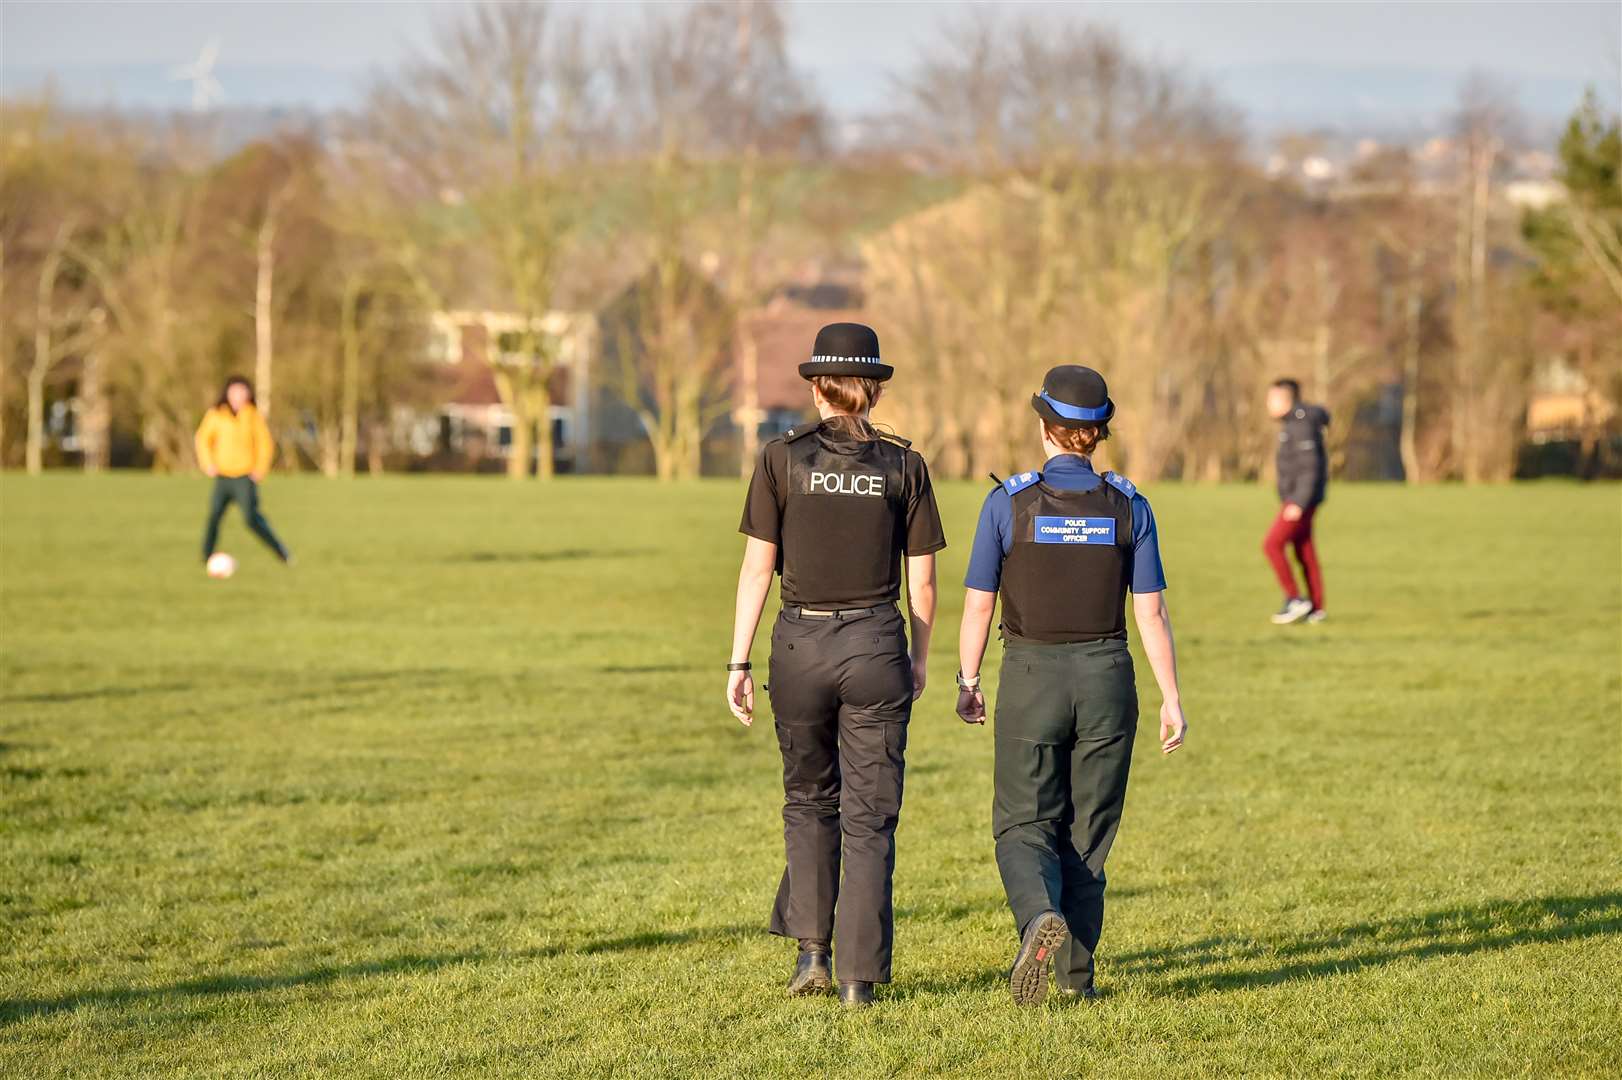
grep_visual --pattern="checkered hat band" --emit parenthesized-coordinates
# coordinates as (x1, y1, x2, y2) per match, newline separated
(808, 355, 883, 364)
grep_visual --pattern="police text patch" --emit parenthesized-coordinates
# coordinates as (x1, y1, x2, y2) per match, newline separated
(809, 470, 885, 497)
(1034, 516, 1116, 544)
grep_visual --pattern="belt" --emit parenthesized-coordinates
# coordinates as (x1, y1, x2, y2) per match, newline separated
(785, 605, 882, 619)
(1002, 631, 1129, 648)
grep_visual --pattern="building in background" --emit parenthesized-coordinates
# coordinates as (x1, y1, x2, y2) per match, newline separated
(412, 309, 597, 473)
(591, 265, 864, 475)
(1527, 356, 1616, 438)
(1520, 355, 1620, 476)
(728, 280, 867, 447)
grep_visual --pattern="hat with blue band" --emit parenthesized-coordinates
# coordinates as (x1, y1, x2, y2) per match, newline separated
(799, 322, 894, 381)
(1031, 365, 1114, 427)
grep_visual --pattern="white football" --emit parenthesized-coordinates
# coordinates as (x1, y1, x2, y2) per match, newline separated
(206, 553, 237, 579)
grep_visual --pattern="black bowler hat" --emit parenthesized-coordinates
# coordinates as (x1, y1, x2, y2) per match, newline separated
(1031, 365, 1114, 427)
(798, 322, 894, 381)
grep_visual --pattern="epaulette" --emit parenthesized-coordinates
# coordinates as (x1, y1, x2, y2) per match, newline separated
(782, 422, 822, 443)
(1103, 471, 1136, 498)
(1003, 470, 1042, 495)
(878, 431, 912, 449)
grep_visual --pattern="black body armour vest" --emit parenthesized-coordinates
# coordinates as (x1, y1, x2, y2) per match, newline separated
(1000, 474, 1134, 643)
(778, 423, 910, 607)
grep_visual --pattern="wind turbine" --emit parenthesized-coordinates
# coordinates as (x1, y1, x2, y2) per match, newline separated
(170, 38, 224, 112)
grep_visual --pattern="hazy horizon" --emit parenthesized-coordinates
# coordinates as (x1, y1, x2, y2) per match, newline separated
(3, 1, 1618, 136)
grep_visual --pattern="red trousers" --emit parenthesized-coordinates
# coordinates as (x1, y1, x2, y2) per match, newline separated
(1263, 505, 1324, 609)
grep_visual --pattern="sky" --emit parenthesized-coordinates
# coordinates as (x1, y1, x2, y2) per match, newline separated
(3, 1, 1618, 133)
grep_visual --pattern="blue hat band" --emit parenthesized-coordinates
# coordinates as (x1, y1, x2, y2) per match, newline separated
(1038, 392, 1111, 422)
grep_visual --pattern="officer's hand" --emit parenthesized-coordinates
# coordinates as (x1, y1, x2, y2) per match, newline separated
(1159, 700, 1187, 754)
(956, 688, 986, 725)
(726, 670, 755, 727)
(911, 660, 927, 702)
(204, 465, 219, 478)
(1282, 503, 1303, 522)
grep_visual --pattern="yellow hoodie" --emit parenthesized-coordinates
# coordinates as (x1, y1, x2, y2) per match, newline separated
(195, 404, 275, 478)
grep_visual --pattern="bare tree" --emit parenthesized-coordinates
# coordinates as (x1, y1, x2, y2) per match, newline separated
(252, 182, 292, 419)
(1373, 174, 1453, 486)
(205, 136, 328, 465)
(608, 0, 818, 480)
(366, 0, 598, 479)
(1397, 243, 1427, 483)
(24, 218, 91, 474)
(726, 0, 786, 476)
(69, 139, 221, 472)
(1449, 74, 1526, 482)
(869, 16, 1242, 481)
(0, 100, 100, 470)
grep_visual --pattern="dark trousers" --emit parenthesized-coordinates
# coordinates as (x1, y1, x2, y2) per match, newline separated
(1262, 504, 1324, 609)
(767, 605, 912, 984)
(993, 638, 1137, 992)
(202, 476, 288, 561)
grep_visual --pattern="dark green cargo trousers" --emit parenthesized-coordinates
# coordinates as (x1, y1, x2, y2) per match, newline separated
(993, 637, 1137, 993)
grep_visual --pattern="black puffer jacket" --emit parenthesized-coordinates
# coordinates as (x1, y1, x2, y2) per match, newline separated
(1276, 403, 1329, 509)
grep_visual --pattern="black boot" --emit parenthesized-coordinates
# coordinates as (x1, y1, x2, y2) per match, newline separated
(787, 947, 832, 996)
(1009, 910, 1069, 1006)
(837, 981, 874, 1009)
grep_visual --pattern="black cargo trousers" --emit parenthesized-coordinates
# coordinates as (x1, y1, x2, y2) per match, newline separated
(766, 604, 912, 984)
(993, 637, 1138, 993)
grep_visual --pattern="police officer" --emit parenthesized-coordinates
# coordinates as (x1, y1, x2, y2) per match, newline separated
(726, 322, 945, 1009)
(955, 364, 1188, 1005)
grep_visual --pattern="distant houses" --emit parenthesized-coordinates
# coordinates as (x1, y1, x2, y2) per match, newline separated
(409, 274, 859, 476)
(418, 309, 596, 473)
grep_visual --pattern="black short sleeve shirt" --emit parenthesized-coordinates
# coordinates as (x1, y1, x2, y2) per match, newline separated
(740, 430, 946, 606)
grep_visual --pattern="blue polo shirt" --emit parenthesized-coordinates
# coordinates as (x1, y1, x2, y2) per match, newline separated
(964, 455, 1167, 594)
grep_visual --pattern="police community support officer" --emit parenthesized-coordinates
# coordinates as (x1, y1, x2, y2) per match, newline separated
(955, 364, 1188, 1006)
(725, 322, 946, 1010)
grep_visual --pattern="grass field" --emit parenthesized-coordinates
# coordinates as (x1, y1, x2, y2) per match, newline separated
(2, 473, 1619, 1078)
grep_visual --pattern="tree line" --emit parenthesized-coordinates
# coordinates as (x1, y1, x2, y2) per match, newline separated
(2, 1, 1617, 482)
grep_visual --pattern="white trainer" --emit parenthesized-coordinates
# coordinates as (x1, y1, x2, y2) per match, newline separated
(1271, 597, 1314, 625)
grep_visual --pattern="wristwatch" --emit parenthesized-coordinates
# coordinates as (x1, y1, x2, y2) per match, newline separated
(727, 662, 752, 672)
(956, 670, 981, 691)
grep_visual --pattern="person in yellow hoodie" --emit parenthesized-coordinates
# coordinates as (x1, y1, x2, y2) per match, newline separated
(195, 376, 292, 565)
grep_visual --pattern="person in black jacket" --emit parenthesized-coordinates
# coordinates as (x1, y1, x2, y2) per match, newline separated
(1263, 378, 1329, 624)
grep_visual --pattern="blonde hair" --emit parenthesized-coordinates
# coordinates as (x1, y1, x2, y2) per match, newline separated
(812, 376, 883, 441)
(1043, 420, 1109, 457)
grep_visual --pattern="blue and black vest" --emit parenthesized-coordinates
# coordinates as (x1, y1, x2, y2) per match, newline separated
(998, 469, 1135, 643)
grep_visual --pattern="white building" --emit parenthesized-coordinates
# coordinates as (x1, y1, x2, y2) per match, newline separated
(413, 309, 598, 472)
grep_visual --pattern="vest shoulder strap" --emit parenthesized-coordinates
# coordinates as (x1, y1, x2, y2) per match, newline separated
(782, 422, 823, 444)
(877, 431, 911, 449)
(1103, 470, 1136, 499)
(1003, 470, 1042, 495)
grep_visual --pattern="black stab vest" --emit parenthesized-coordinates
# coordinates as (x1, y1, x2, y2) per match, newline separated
(778, 423, 910, 606)
(1000, 478, 1134, 643)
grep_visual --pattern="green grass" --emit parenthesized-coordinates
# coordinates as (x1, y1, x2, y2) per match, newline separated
(1, 474, 1618, 1078)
